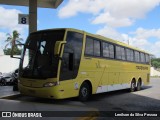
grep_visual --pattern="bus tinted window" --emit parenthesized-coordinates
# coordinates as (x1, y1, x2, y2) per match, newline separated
(109, 45, 114, 58)
(140, 53, 145, 63)
(116, 46, 122, 59)
(102, 42, 114, 58)
(116, 46, 126, 60)
(85, 37, 94, 56)
(145, 54, 150, 64)
(126, 49, 134, 61)
(130, 50, 134, 61)
(94, 40, 101, 57)
(85, 37, 101, 57)
(121, 47, 126, 60)
(60, 31, 83, 80)
(135, 51, 140, 62)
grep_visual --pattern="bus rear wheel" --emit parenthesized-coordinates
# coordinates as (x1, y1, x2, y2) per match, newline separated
(79, 82, 91, 102)
(130, 80, 136, 92)
(136, 80, 141, 91)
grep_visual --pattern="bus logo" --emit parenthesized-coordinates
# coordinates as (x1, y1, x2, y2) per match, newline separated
(2, 112, 11, 117)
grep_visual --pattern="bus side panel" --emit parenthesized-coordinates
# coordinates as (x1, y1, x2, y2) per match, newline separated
(96, 59, 150, 93)
(79, 58, 104, 94)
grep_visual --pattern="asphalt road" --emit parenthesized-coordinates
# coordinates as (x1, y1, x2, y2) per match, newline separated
(1, 78, 160, 120)
(85, 78, 160, 120)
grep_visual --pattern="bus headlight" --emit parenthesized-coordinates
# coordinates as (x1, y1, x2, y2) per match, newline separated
(43, 82, 59, 87)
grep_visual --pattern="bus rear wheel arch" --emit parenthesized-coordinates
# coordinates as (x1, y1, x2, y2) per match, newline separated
(136, 78, 142, 91)
(78, 81, 92, 102)
(130, 79, 136, 92)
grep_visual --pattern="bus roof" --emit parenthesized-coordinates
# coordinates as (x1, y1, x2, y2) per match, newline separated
(33, 28, 150, 55)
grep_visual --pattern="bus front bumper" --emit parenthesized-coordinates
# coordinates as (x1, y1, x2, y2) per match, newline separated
(18, 83, 64, 99)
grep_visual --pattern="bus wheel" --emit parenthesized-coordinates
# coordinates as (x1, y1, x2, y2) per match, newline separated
(130, 79, 136, 92)
(136, 80, 141, 91)
(13, 85, 19, 91)
(79, 82, 91, 102)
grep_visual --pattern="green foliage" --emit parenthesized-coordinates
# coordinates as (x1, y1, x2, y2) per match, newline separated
(151, 58, 160, 68)
(3, 47, 22, 55)
(4, 30, 23, 55)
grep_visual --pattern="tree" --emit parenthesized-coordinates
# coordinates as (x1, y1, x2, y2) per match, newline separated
(4, 30, 23, 55)
(3, 48, 22, 55)
(151, 58, 160, 69)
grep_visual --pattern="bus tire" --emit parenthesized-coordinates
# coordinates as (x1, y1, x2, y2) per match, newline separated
(136, 80, 141, 91)
(79, 82, 91, 102)
(130, 79, 136, 92)
(13, 85, 19, 91)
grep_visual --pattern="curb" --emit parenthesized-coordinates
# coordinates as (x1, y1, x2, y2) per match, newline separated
(0, 94, 21, 99)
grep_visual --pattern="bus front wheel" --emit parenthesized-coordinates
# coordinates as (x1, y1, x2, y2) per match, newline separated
(130, 80, 136, 92)
(79, 82, 91, 102)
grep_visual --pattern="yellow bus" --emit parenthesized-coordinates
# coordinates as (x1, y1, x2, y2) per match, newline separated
(16, 28, 150, 101)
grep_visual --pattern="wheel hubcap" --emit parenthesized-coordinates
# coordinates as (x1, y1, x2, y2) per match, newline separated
(131, 82, 135, 89)
(82, 88, 88, 97)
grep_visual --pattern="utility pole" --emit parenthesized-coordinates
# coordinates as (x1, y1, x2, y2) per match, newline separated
(29, 0, 37, 33)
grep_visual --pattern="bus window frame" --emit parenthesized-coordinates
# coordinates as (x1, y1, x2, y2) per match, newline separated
(84, 35, 150, 65)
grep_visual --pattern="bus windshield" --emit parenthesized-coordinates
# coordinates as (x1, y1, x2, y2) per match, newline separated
(20, 30, 65, 79)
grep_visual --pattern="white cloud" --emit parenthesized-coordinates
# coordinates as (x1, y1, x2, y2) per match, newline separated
(58, 0, 160, 27)
(150, 41, 160, 57)
(96, 27, 160, 57)
(0, 7, 28, 55)
(96, 26, 124, 41)
(131, 28, 160, 39)
(0, 7, 28, 31)
(58, 0, 106, 18)
(59, 1, 160, 57)
(92, 12, 133, 27)
(128, 28, 160, 57)
(0, 32, 6, 41)
(0, 32, 6, 55)
(103, 0, 160, 19)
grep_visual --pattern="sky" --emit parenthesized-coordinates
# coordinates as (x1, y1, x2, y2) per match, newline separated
(0, 0, 160, 57)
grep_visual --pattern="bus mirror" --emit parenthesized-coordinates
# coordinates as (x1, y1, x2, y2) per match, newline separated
(54, 41, 66, 56)
(10, 44, 24, 59)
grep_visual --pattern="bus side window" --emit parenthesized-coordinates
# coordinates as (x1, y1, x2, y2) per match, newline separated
(93, 40, 101, 57)
(85, 37, 94, 56)
(145, 54, 150, 64)
(62, 52, 74, 71)
(126, 49, 134, 62)
(140, 52, 145, 63)
(85, 37, 101, 57)
(102, 42, 115, 59)
(135, 51, 140, 63)
(102, 42, 109, 58)
(121, 47, 126, 60)
(60, 32, 83, 81)
(69, 53, 74, 71)
(116, 46, 122, 60)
